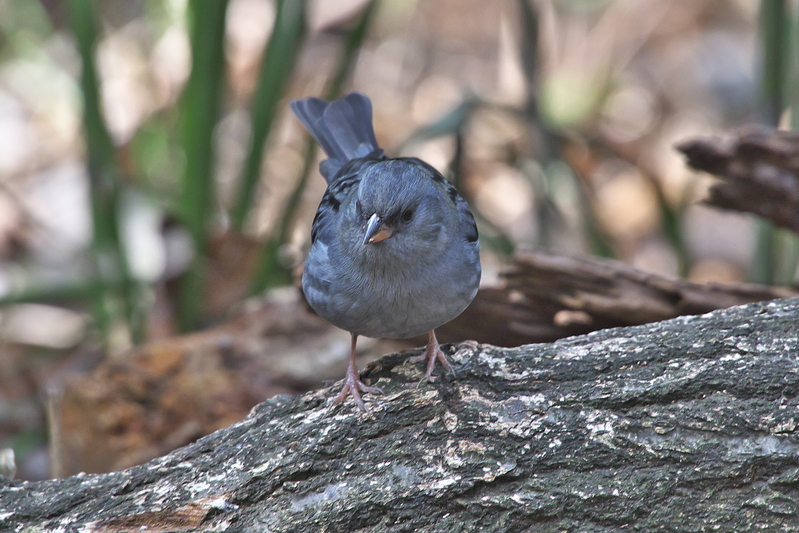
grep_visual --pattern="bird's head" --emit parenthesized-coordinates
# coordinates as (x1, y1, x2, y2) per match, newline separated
(346, 159, 450, 261)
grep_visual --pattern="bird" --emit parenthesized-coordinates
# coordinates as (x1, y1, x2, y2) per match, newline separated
(290, 92, 481, 411)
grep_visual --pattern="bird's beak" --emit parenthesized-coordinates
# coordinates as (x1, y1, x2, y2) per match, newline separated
(363, 213, 393, 244)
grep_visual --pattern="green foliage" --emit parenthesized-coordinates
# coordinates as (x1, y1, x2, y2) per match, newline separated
(59, 0, 380, 334)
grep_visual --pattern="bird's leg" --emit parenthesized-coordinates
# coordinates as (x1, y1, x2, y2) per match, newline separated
(409, 330, 455, 382)
(332, 333, 383, 411)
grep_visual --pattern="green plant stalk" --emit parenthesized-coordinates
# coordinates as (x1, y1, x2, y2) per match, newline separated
(68, 0, 134, 339)
(792, 0, 799, 128)
(752, 0, 789, 284)
(0, 278, 109, 307)
(771, 229, 799, 285)
(760, 0, 788, 126)
(781, 2, 799, 283)
(773, 228, 799, 284)
(648, 177, 689, 277)
(518, 0, 553, 251)
(324, 0, 378, 101)
(177, 0, 230, 330)
(516, 0, 539, 121)
(231, 0, 306, 231)
(250, 0, 378, 293)
(752, 221, 776, 284)
(516, 0, 614, 258)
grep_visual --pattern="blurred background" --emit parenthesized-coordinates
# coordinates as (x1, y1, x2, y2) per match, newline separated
(0, 0, 797, 480)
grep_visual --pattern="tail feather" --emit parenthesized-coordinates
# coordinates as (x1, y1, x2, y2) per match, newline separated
(290, 93, 381, 183)
(290, 97, 337, 157)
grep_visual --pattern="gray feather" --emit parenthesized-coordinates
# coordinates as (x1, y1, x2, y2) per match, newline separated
(290, 93, 382, 183)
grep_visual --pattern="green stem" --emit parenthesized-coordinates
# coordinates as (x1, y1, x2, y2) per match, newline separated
(752, 220, 776, 284)
(752, 0, 789, 284)
(231, 0, 306, 231)
(249, 0, 378, 293)
(324, 0, 378, 100)
(760, 0, 788, 126)
(177, 0, 230, 331)
(68, 0, 134, 340)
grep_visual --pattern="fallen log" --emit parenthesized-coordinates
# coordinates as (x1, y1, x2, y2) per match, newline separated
(2, 298, 799, 532)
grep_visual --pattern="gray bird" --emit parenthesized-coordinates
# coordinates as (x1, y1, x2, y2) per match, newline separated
(291, 93, 480, 410)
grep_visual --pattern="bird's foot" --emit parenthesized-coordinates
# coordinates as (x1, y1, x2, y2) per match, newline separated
(331, 364, 383, 412)
(409, 331, 455, 385)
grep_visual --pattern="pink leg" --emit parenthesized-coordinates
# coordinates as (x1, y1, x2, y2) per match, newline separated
(409, 330, 455, 382)
(332, 333, 383, 411)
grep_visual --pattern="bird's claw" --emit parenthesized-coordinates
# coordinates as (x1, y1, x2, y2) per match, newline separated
(410, 331, 456, 387)
(331, 369, 383, 412)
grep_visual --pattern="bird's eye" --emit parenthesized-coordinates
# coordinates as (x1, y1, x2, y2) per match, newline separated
(401, 208, 414, 223)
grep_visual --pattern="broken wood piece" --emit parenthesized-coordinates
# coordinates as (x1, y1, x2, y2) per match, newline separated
(440, 248, 798, 345)
(678, 128, 799, 233)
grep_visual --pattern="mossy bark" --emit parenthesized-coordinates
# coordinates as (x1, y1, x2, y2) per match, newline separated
(3, 298, 799, 532)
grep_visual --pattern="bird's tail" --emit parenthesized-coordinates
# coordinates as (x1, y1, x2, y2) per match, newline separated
(290, 92, 382, 183)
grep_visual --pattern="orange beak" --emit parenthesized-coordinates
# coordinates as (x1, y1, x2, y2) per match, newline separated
(363, 213, 393, 244)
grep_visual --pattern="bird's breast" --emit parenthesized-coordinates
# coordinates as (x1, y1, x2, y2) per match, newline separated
(302, 240, 479, 339)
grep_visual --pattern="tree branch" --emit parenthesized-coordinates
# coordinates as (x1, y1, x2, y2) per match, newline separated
(3, 298, 799, 532)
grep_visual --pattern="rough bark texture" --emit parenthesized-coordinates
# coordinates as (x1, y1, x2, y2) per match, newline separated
(3, 298, 799, 532)
(678, 128, 799, 233)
